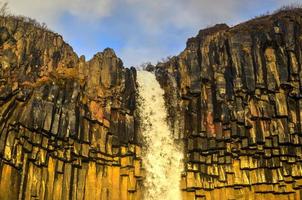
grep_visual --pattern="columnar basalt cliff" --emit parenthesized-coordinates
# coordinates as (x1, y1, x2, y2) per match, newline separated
(2, 8, 302, 200)
(155, 8, 302, 200)
(0, 16, 142, 200)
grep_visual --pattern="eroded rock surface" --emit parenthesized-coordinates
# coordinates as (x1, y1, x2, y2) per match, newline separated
(2, 8, 302, 200)
(156, 8, 302, 200)
(0, 16, 141, 200)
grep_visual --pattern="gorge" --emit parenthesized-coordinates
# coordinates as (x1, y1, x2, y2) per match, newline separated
(1, 7, 302, 200)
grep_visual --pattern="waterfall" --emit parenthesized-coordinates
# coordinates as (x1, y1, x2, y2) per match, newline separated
(137, 70, 183, 200)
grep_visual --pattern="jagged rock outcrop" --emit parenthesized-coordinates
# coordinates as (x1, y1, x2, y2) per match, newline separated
(0, 16, 142, 200)
(156, 8, 302, 200)
(2, 8, 302, 200)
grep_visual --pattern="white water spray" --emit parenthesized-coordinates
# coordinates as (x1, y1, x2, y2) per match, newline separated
(137, 70, 183, 200)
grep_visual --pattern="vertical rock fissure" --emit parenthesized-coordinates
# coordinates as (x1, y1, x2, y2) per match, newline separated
(137, 70, 183, 200)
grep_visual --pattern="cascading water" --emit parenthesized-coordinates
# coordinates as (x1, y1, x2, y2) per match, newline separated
(137, 70, 183, 200)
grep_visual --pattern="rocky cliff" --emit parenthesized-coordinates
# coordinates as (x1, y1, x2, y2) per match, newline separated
(0, 16, 142, 200)
(155, 8, 302, 200)
(1, 8, 302, 200)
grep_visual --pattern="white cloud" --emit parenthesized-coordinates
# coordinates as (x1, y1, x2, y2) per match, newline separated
(67, 0, 114, 20)
(3, 0, 302, 67)
(119, 0, 302, 66)
(4, 0, 115, 28)
(123, 0, 244, 35)
(115, 0, 248, 66)
(119, 45, 171, 67)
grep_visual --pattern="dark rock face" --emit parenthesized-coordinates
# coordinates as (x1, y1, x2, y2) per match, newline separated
(0, 16, 142, 200)
(155, 9, 302, 199)
(2, 8, 302, 200)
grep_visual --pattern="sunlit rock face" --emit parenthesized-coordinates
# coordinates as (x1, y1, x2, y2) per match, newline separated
(155, 8, 302, 200)
(2, 8, 302, 200)
(0, 16, 141, 200)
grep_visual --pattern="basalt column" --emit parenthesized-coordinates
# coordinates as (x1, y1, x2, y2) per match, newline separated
(2, 7, 302, 200)
(155, 8, 302, 200)
(0, 16, 142, 200)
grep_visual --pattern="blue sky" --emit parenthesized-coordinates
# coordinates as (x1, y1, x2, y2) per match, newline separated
(5, 0, 302, 67)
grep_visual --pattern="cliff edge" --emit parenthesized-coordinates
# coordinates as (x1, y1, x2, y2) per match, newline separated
(156, 8, 302, 200)
(0, 15, 140, 200)
(1, 8, 302, 200)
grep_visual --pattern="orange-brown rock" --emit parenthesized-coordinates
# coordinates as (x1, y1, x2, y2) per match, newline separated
(2, 7, 302, 200)
(156, 8, 302, 200)
(0, 15, 141, 200)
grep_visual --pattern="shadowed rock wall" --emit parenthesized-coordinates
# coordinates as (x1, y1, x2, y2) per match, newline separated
(155, 8, 302, 200)
(3, 8, 302, 200)
(0, 16, 143, 200)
